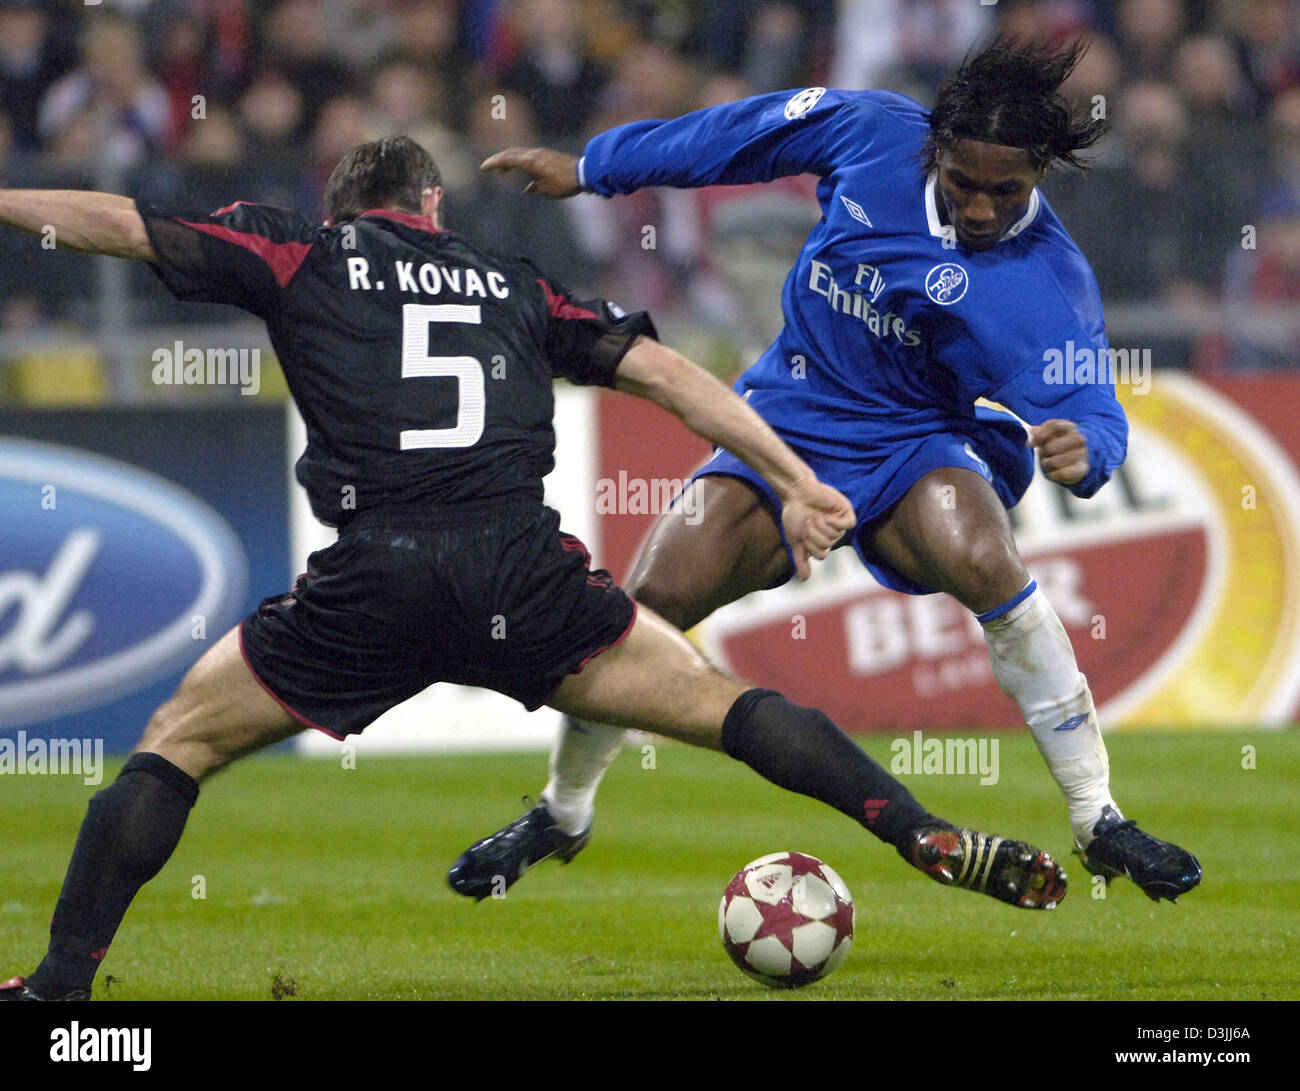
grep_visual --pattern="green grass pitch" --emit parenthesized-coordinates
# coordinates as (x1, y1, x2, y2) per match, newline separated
(2, 731, 1297, 1001)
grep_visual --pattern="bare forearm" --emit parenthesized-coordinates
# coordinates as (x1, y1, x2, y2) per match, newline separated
(615, 338, 814, 500)
(0, 189, 155, 260)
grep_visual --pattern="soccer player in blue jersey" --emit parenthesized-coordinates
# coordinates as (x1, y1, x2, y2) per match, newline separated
(454, 37, 1202, 903)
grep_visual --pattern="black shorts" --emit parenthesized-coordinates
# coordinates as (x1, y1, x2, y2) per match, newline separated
(239, 500, 636, 738)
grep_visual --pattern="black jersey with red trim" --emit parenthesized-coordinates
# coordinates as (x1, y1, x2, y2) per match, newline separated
(141, 202, 655, 527)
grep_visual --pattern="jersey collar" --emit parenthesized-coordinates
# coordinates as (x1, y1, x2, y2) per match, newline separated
(359, 209, 443, 234)
(923, 170, 1040, 246)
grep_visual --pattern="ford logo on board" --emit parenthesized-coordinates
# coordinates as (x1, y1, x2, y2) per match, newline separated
(0, 439, 248, 728)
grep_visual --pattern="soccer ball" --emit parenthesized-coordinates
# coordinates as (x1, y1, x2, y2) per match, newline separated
(718, 851, 854, 988)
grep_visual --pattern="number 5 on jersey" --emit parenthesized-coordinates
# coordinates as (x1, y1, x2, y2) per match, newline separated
(400, 302, 486, 450)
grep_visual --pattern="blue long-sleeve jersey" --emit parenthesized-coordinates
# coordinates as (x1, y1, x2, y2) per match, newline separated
(580, 87, 1127, 500)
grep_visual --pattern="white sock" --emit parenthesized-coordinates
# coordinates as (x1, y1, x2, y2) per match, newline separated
(980, 581, 1119, 847)
(539, 717, 625, 835)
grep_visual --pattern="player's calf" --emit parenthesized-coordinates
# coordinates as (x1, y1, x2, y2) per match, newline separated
(7, 627, 304, 1002)
(9, 751, 199, 1001)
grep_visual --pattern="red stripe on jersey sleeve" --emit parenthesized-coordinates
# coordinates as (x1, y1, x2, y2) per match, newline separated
(210, 200, 251, 217)
(177, 218, 313, 288)
(538, 278, 599, 321)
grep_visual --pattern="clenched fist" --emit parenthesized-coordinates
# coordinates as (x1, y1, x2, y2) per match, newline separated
(1028, 419, 1089, 486)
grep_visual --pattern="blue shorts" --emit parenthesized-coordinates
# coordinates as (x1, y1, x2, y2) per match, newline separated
(693, 407, 1034, 594)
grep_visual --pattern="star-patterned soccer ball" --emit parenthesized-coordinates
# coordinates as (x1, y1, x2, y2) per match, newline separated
(718, 851, 854, 988)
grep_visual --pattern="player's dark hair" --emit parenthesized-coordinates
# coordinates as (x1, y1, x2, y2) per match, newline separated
(324, 135, 442, 223)
(922, 36, 1108, 173)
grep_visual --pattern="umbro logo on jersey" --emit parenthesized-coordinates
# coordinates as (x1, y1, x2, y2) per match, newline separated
(840, 195, 873, 227)
(784, 87, 827, 120)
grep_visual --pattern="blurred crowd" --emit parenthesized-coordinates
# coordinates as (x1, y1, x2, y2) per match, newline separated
(0, 0, 1297, 385)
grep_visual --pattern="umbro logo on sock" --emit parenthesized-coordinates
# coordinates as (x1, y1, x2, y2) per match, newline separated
(1053, 714, 1088, 732)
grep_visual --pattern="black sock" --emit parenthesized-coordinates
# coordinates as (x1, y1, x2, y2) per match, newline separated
(721, 688, 939, 850)
(27, 752, 199, 996)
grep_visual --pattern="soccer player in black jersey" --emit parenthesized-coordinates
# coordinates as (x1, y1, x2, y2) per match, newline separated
(1, 136, 1066, 1001)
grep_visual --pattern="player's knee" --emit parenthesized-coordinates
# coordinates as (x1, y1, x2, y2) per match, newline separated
(625, 573, 703, 631)
(942, 534, 1026, 611)
(138, 694, 184, 752)
(137, 690, 223, 779)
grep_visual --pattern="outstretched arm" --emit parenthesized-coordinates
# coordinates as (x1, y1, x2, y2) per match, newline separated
(614, 335, 855, 579)
(0, 189, 156, 261)
(484, 88, 869, 198)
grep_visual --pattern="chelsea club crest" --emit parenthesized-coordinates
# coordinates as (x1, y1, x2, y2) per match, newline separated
(925, 263, 969, 305)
